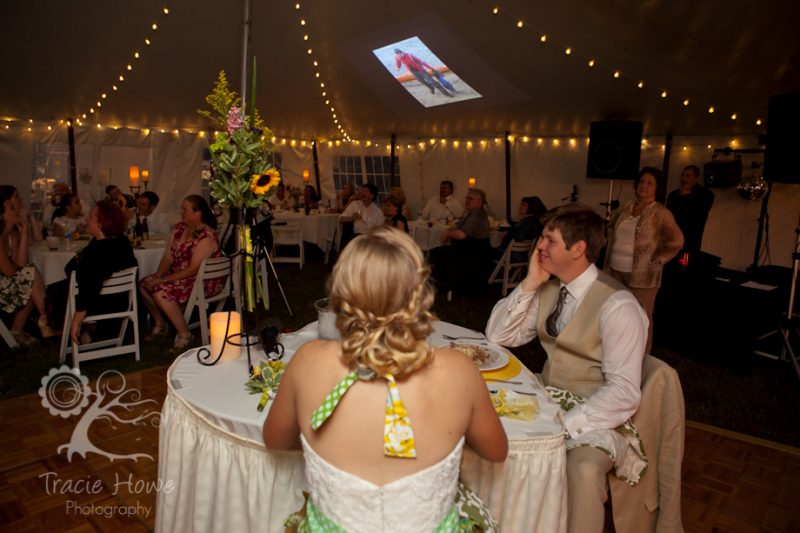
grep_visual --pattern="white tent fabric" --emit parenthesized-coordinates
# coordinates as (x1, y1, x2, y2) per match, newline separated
(3, 126, 796, 272)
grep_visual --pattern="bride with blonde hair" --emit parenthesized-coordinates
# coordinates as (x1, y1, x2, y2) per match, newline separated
(264, 226, 507, 532)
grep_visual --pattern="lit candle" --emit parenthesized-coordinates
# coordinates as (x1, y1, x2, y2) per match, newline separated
(141, 169, 150, 183)
(302, 169, 310, 183)
(209, 311, 242, 363)
(468, 177, 476, 188)
(129, 166, 140, 187)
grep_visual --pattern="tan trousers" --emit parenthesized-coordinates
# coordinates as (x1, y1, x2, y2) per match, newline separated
(609, 269, 659, 354)
(567, 446, 614, 533)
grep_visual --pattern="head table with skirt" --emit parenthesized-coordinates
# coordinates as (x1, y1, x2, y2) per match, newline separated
(155, 321, 567, 533)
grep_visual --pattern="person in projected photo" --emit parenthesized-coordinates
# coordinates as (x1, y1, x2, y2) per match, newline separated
(394, 48, 452, 97)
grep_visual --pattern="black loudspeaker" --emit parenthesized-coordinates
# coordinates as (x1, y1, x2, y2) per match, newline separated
(764, 90, 800, 184)
(586, 120, 643, 180)
(704, 158, 742, 187)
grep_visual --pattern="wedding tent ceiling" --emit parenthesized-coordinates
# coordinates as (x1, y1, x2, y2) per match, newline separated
(2, 0, 799, 140)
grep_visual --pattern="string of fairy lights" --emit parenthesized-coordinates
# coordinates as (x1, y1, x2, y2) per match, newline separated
(1, 1, 761, 154)
(484, 2, 765, 128)
(292, 2, 351, 142)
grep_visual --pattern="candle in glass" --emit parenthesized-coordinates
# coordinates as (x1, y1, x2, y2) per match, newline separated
(141, 169, 150, 183)
(129, 166, 140, 187)
(468, 177, 476, 188)
(302, 169, 310, 183)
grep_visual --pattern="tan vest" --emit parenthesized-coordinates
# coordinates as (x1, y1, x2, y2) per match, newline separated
(538, 270, 625, 398)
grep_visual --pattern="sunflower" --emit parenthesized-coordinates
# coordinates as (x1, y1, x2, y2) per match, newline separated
(249, 168, 281, 195)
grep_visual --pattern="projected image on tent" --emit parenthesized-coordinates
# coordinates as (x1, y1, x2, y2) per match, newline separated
(373, 37, 481, 107)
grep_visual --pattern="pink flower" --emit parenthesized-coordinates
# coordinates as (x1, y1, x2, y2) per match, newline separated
(226, 107, 244, 134)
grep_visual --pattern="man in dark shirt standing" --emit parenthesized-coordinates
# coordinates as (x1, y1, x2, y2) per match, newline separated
(666, 165, 714, 255)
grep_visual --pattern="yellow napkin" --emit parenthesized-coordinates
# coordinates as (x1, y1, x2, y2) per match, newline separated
(490, 389, 539, 421)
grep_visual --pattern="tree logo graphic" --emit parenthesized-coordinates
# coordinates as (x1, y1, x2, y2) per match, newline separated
(38, 366, 160, 462)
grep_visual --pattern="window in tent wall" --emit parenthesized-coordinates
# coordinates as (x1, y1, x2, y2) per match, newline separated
(332, 155, 400, 205)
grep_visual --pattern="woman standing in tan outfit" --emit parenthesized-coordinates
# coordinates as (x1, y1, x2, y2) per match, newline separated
(606, 167, 684, 353)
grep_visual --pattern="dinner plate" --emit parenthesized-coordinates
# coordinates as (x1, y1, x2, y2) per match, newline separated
(444, 342, 510, 372)
(479, 346, 510, 372)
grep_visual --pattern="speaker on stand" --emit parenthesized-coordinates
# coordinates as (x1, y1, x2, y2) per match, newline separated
(586, 120, 643, 221)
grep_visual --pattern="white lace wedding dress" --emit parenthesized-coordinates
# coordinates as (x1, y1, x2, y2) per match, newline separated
(300, 434, 465, 532)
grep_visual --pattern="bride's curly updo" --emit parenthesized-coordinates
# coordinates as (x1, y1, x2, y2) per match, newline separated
(329, 226, 436, 378)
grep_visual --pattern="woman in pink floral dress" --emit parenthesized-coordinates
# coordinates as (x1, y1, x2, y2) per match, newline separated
(139, 195, 223, 349)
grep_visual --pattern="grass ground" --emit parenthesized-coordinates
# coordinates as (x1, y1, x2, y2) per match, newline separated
(2, 247, 799, 447)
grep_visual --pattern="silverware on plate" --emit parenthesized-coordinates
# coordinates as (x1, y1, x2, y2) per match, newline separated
(442, 334, 486, 341)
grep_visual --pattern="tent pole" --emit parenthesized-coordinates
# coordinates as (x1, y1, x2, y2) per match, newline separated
(240, 0, 252, 107)
(312, 140, 321, 195)
(67, 118, 78, 194)
(504, 130, 511, 221)
(390, 133, 397, 187)
(660, 132, 673, 203)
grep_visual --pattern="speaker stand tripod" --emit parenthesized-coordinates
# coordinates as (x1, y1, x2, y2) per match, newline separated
(753, 217, 800, 380)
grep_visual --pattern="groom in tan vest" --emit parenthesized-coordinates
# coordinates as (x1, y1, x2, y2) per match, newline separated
(486, 204, 648, 533)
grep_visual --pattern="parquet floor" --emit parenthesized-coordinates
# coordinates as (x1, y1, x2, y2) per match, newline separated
(1, 365, 798, 533)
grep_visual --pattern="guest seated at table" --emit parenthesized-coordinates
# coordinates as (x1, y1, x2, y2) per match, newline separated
(430, 188, 492, 297)
(267, 181, 294, 211)
(420, 179, 463, 222)
(339, 183, 384, 249)
(605, 167, 683, 353)
(0, 187, 58, 345)
(263, 226, 507, 531)
(129, 191, 162, 234)
(51, 193, 87, 236)
(389, 186, 413, 220)
(335, 182, 356, 213)
(139, 195, 223, 350)
(383, 195, 409, 232)
(495, 195, 546, 261)
(0, 185, 42, 243)
(66, 200, 137, 345)
(486, 204, 648, 533)
(303, 185, 320, 210)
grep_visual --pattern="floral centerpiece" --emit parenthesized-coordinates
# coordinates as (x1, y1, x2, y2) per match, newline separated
(199, 68, 281, 311)
(244, 360, 286, 411)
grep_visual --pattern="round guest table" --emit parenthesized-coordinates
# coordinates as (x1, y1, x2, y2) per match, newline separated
(156, 321, 567, 533)
(31, 239, 166, 285)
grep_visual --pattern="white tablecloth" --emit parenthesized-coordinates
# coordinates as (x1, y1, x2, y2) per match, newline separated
(409, 220, 506, 252)
(273, 211, 339, 253)
(31, 240, 166, 285)
(156, 321, 566, 533)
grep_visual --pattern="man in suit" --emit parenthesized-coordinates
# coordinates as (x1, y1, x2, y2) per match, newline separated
(486, 204, 648, 533)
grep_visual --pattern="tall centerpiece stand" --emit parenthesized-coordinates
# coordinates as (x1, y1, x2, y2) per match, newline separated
(195, 67, 284, 373)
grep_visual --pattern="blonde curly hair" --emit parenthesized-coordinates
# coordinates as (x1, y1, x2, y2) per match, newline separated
(329, 226, 436, 378)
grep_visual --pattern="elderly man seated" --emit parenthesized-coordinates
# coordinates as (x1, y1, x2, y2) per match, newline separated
(420, 179, 464, 222)
(429, 188, 492, 297)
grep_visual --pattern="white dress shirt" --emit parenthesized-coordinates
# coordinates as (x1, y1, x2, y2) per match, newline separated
(485, 264, 648, 438)
(420, 195, 464, 221)
(340, 200, 384, 234)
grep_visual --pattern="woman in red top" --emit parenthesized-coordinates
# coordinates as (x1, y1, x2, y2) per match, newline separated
(139, 195, 223, 349)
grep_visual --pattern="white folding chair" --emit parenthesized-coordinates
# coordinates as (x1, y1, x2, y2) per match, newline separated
(59, 267, 139, 371)
(271, 219, 304, 268)
(488, 239, 534, 296)
(182, 256, 239, 345)
(0, 318, 18, 349)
